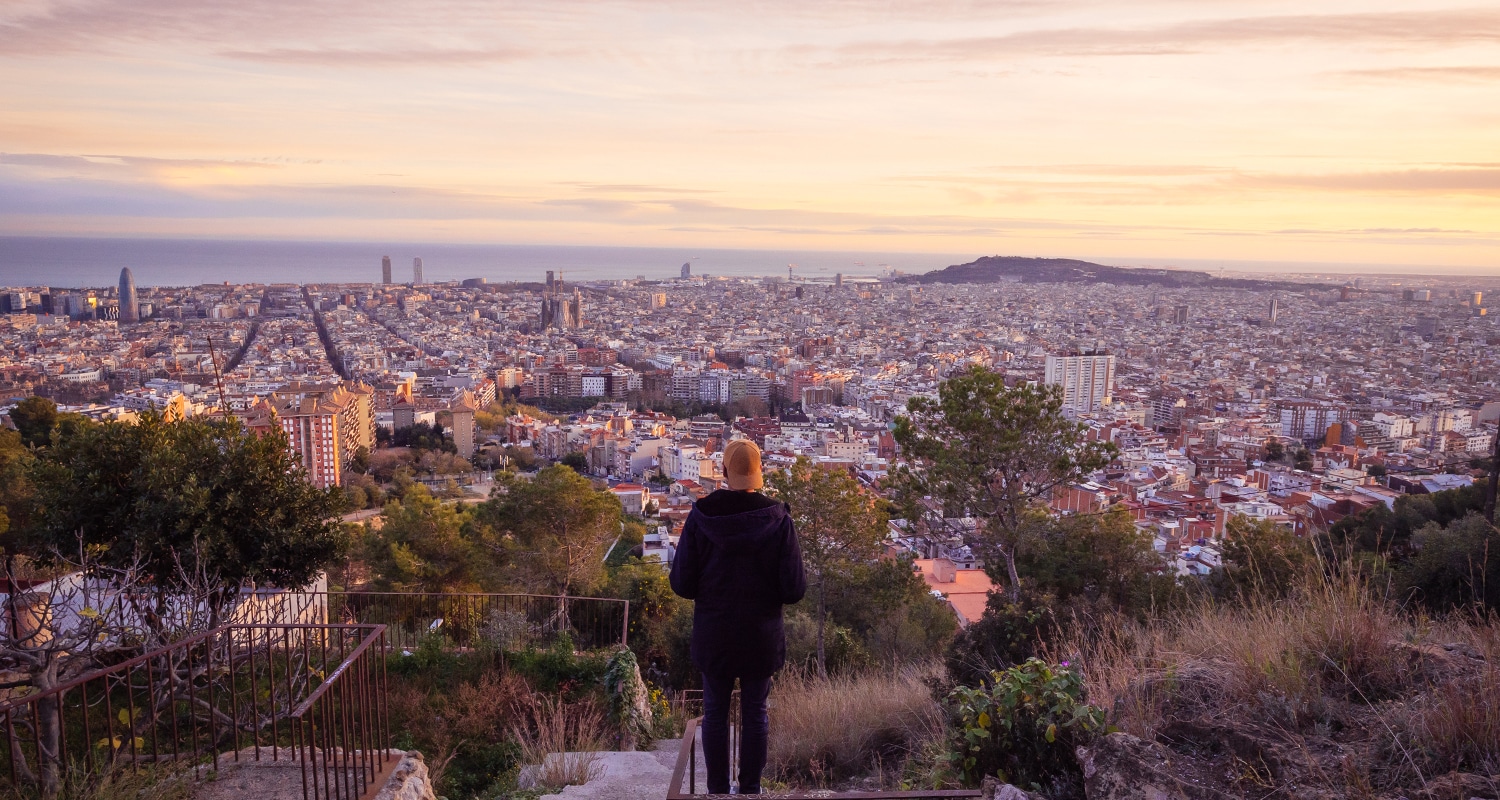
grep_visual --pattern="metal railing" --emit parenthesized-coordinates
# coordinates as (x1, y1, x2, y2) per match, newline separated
(0, 623, 391, 800)
(320, 592, 629, 653)
(666, 716, 982, 800)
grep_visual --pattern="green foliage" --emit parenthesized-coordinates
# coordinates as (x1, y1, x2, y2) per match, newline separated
(1396, 513, 1500, 610)
(814, 557, 958, 667)
(26, 410, 345, 599)
(1212, 517, 1317, 601)
(0, 427, 34, 544)
(768, 457, 888, 676)
(472, 465, 622, 597)
(504, 635, 610, 696)
(559, 452, 589, 473)
(603, 648, 655, 746)
(392, 421, 456, 453)
(9, 396, 63, 448)
(945, 592, 1060, 688)
(365, 485, 482, 592)
(892, 367, 1117, 598)
(1326, 484, 1484, 561)
(602, 558, 694, 687)
(1015, 508, 1172, 612)
(946, 659, 1106, 796)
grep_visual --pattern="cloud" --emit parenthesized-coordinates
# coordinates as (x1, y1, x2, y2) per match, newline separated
(1251, 167, 1500, 193)
(818, 8, 1500, 64)
(1333, 65, 1500, 83)
(219, 46, 538, 66)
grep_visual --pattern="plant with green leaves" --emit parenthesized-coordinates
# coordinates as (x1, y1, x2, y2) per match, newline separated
(893, 367, 1117, 600)
(767, 457, 886, 677)
(947, 658, 1106, 794)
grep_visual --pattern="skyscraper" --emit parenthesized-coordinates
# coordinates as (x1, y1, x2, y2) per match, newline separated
(118, 267, 139, 323)
(681, 262, 691, 279)
(1044, 353, 1115, 412)
(412, 257, 424, 284)
(382, 256, 392, 284)
(1268, 296, 1280, 323)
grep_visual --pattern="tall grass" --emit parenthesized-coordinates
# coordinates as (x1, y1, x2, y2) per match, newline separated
(1057, 563, 1500, 793)
(511, 695, 607, 789)
(767, 665, 947, 788)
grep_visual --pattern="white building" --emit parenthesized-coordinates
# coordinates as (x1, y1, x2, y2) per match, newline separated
(1044, 354, 1115, 412)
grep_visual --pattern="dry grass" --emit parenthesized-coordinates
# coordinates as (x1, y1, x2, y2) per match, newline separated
(511, 694, 608, 789)
(1057, 567, 1500, 795)
(767, 665, 947, 788)
(1413, 617, 1500, 775)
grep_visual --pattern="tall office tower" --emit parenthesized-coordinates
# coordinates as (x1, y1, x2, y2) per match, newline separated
(681, 262, 691, 279)
(117, 267, 140, 323)
(382, 256, 392, 284)
(835, 273, 843, 288)
(1044, 353, 1116, 412)
(1268, 296, 1280, 323)
(1472, 291, 1484, 307)
(546, 270, 555, 289)
(1172, 305, 1189, 325)
(412, 257, 424, 284)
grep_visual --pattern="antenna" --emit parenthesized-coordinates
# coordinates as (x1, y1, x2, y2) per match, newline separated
(206, 334, 229, 414)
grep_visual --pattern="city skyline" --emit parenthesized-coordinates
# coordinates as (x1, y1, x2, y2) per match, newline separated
(1, 1, 1498, 270)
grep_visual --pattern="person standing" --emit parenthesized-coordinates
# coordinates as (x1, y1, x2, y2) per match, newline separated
(669, 439, 806, 795)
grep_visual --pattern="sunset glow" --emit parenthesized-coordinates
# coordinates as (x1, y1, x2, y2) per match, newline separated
(3, 0, 1499, 268)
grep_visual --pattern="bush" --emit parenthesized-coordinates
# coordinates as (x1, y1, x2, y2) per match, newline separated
(504, 634, 610, 697)
(945, 592, 1060, 688)
(946, 659, 1106, 797)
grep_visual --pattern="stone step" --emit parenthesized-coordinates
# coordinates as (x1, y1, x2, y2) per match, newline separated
(536, 738, 707, 800)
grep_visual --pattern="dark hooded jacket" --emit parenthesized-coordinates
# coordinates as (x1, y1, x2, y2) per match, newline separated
(669, 490, 806, 679)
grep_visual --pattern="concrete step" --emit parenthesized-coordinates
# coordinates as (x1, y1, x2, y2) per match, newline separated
(537, 738, 707, 800)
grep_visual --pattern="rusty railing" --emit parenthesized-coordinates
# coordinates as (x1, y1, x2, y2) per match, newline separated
(0, 623, 391, 800)
(319, 592, 629, 652)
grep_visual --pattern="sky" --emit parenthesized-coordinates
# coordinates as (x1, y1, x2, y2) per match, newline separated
(2, 0, 1499, 270)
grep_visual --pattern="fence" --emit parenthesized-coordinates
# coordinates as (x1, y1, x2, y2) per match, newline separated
(666, 716, 982, 800)
(319, 592, 629, 653)
(0, 623, 390, 800)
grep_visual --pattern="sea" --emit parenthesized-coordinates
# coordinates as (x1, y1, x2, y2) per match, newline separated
(0, 236, 1487, 289)
(0, 237, 966, 289)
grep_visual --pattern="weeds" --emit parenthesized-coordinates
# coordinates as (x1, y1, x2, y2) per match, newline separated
(510, 695, 607, 789)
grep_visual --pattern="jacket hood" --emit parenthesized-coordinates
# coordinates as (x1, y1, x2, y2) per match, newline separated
(687, 502, 789, 553)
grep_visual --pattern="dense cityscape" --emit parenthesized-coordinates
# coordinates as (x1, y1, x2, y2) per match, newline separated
(4, 257, 1499, 607)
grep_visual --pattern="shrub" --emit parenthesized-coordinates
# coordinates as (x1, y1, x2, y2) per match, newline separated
(945, 592, 1060, 687)
(946, 658, 1106, 797)
(504, 634, 610, 696)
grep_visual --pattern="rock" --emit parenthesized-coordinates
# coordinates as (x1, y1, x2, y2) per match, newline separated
(1076, 733, 1231, 800)
(372, 751, 437, 800)
(979, 775, 1041, 800)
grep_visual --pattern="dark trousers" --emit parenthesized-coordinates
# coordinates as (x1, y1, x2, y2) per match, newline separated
(701, 672, 772, 794)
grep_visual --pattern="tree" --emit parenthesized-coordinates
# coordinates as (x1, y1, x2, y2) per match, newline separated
(560, 451, 590, 474)
(9, 396, 60, 448)
(365, 485, 481, 592)
(767, 458, 886, 676)
(1015, 507, 1171, 612)
(892, 368, 1116, 600)
(473, 465, 622, 599)
(1397, 513, 1500, 611)
(1263, 439, 1285, 463)
(26, 410, 346, 624)
(1211, 517, 1315, 601)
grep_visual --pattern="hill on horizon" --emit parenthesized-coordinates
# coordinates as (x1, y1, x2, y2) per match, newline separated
(900, 255, 1329, 291)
